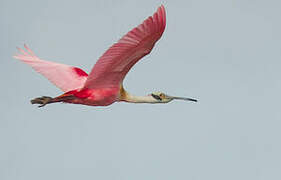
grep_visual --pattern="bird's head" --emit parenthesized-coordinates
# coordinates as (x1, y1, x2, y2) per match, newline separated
(150, 91, 198, 103)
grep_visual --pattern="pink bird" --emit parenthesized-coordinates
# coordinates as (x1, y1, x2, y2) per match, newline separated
(14, 5, 197, 107)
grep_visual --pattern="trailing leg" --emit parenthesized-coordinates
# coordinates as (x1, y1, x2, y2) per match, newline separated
(30, 96, 54, 107)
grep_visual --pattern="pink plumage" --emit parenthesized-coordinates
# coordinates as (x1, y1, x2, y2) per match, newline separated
(84, 5, 166, 89)
(14, 5, 170, 107)
(14, 45, 88, 92)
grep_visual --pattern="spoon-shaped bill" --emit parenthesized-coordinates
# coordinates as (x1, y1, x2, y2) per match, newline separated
(167, 95, 197, 102)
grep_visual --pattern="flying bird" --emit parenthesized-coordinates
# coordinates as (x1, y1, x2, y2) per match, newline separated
(14, 5, 197, 107)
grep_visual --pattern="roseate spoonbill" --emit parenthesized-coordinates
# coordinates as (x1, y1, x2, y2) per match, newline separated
(14, 5, 197, 107)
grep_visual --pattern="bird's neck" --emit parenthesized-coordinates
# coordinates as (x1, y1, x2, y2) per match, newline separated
(119, 87, 158, 103)
(124, 93, 159, 103)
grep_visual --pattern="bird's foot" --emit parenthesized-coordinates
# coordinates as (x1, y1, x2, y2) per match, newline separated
(30, 96, 53, 107)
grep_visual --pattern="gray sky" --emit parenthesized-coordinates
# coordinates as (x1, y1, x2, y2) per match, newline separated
(1, 0, 281, 179)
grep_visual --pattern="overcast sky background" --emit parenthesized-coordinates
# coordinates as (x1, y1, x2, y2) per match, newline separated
(1, 0, 281, 179)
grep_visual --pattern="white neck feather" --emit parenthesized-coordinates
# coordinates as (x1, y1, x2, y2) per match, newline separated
(120, 92, 159, 103)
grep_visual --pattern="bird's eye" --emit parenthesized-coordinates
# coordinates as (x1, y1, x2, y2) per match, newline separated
(159, 93, 165, 98)
(151, 94, 162, 101)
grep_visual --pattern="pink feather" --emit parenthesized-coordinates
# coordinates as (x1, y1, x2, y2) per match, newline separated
(83, 5, 166, 89)
(14, 5, 168, 107)
(14, 45, 88, 92)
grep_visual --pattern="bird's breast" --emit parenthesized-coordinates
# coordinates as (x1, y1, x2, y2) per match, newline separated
(80, 87, 120, 106)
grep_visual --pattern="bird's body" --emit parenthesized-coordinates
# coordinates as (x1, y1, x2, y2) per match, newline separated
(14, 5, 197, 107)
(57, 87, 120, 106)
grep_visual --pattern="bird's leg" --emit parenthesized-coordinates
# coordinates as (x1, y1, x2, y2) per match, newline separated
(31, 93, 76, 107)
(30, 96, 54, 107)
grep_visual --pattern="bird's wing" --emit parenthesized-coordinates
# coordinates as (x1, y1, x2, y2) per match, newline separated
(14, 45, 88, 92)
(83, 5, 166, 89)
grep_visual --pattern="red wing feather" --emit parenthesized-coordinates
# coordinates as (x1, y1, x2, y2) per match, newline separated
(83, 5, 166, 89)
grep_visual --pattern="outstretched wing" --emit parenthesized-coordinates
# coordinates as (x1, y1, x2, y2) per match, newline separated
(83, 5, 166, 89)
(14, 45, 88, 92)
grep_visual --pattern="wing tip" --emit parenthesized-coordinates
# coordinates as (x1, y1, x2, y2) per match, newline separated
(13, 55, 19, 59)
(14, 44, 39, 62)
(24, 43, 28, 49)
(159, 4, 165, 11)
(155, 5, 166, 32)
